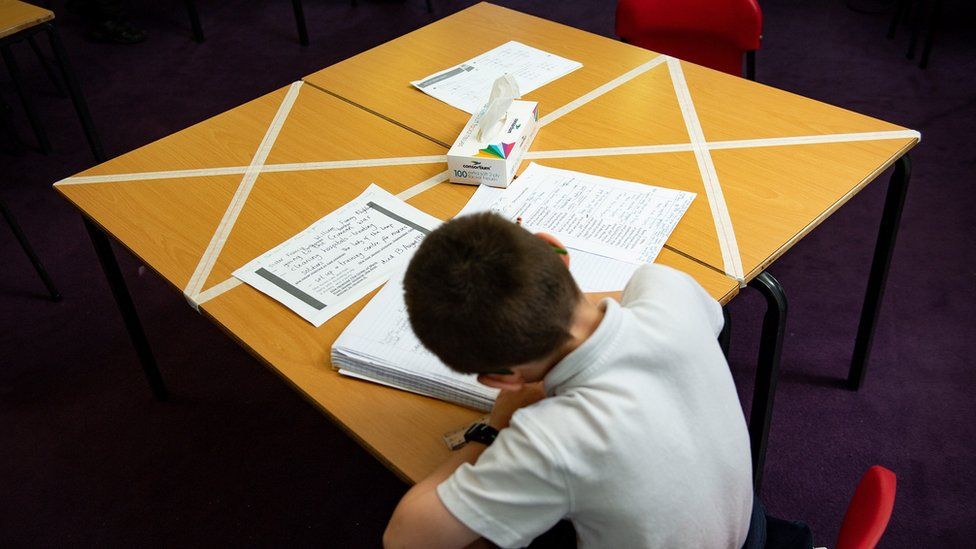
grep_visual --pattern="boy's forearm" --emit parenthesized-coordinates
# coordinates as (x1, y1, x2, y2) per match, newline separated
(411, 442, 487, 497)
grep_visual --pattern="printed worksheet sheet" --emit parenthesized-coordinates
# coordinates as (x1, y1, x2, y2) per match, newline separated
(458, 164, 696, 291)
(234, 184, 441, 327)
(411, 41, 583, 113)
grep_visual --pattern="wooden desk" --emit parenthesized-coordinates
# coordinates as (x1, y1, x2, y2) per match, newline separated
(55, 83, 737, 483)
(302, 3, 918, 485)
(305, 2, 918, 283)
(0, 0, 52, 39)
(303, 2, 659, 148)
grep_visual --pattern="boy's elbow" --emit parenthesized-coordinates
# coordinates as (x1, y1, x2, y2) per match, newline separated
(384, 503, 420, 549)
(383, 512, 407, 548)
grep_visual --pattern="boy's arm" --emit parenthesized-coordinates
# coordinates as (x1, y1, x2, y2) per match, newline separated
(384, 384, 546, 549)
(383, 444, 486, 549)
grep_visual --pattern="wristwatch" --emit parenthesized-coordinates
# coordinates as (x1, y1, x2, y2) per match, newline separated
(463, 423, 499, 446)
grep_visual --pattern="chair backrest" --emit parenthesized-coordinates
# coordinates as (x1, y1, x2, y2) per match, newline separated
(836, 465, 898, 549)
(615, 0, 762, 77)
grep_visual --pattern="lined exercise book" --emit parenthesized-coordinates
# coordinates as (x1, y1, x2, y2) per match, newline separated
(331, 267, 499, 412)
(331, 165, 694, 410)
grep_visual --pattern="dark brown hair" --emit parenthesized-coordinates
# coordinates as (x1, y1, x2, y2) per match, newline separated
(403, 212, 580, 374)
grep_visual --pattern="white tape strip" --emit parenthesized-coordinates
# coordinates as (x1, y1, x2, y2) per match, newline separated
(668, 58, 745, 284)
(195, 277, 243, 306)
(539, 55, 668, 127)
(708, 130, 921, 151)
(54, 131, 917, 188)
(526, 143, 694, 160)
(396, 169, 450, 201)
(183, 81, 304, 308)
(525, 130, 920, 160)
(262, 155, 447, 173)
(55, 155, 449, 186)
(55, 166, 250, 186)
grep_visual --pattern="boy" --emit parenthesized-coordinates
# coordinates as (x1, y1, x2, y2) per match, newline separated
(384, 212, 753, 548)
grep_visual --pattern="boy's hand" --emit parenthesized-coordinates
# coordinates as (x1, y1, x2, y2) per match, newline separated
(489, 382, 546, 430)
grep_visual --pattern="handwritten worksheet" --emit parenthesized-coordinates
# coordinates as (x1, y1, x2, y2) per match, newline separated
(458, 164, 696, 291)
(234, 184, 441, 327)
(411, 41, 583, 113)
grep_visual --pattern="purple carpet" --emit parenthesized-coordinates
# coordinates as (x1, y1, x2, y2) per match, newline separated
(1, 0, 974, 546)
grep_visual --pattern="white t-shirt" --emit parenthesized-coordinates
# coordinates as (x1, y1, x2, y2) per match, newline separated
(437, 264, 753, 548)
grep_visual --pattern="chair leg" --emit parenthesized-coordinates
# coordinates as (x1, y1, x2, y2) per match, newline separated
(887, 0, 909, 39)
(719, 306, 731, 358)
(42, 23, 106, 163)
(27, 35, 65, 96)
(1, 198, 61, 301)
(292, 0, 309, 46)
(185, 0, 205, 43)
(906, 0, 923, 59)
(744, 50, 756, 81)
(918, 0, 942, 69)
(848, 154, 911, 390)
(1, 44, 52, 154)
(747, 271, 787, 493)
(83, 218, 168, 399)
(426, 0, 433, 13)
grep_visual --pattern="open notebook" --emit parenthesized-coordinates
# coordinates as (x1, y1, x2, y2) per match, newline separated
(331, 267, 499, 412)
(331, 164, 694, 410)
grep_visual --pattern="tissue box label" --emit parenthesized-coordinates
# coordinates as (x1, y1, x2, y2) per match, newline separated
(448, 101, 539, 188)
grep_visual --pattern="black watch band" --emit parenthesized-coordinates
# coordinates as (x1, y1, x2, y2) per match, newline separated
(463, 423, 499, 446)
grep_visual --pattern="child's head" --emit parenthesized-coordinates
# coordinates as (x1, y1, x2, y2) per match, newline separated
(404, 212, 581, 375)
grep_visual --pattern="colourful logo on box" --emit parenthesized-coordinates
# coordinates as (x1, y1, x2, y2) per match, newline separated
(477, 142, 515, 159)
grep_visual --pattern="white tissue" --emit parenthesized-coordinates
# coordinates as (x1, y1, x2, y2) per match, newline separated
(476, 74, 521, 142)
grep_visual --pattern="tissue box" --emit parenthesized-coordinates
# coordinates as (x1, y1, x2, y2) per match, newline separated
(447, 100, 539, 188)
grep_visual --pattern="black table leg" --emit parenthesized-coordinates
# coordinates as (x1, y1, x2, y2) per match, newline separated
(2, 198, 61, 301)
(719, 306, 732, 358)
(1, 44, 51, 154)
(849, 154, 912, 390)
(83, 219, 168, 400)
(42, 23, 105, 163)
(27, 35, 64, 96)
(747, 271, 787, 492)
(0, 93, 26, 153)
(919, 0, 942, 69)
(744, 50, 756, 81)
(292, 0, 309, 46)
(185, 0, 205, 43)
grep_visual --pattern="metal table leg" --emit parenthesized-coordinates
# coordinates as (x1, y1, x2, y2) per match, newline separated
(83, 219, 168, 400)
(2, 198, 61, 301)
(27, 35, 64, 96)
(185, 0, 205, 43)
(292, 0, 309, 46)
(1, 44, 51, 154)
(42, 23, 105, 163)
(848, 154, 912, 390)
(747, 271, 787, 492)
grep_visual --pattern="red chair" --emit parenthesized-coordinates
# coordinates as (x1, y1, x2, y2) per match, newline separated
(615, 0, 763, 79)
(836, 465, 898, 549)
